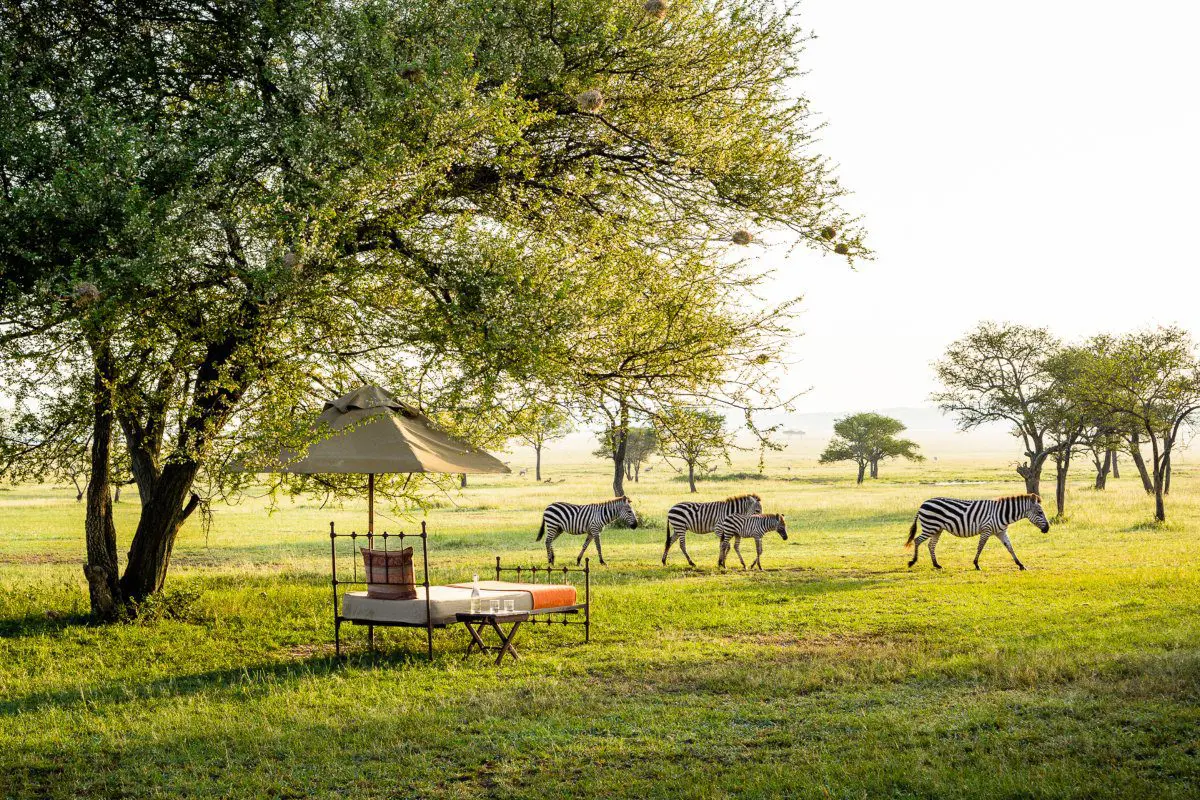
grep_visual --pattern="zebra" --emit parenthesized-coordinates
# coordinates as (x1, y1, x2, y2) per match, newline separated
(663, 493, 763, 567)
(536, 496, 639, 566)
(906, 493, 1050, 570)
(716, 513, 788, 570)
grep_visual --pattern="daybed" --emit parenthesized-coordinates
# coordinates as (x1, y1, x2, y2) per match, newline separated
(329, 522, 590, 659)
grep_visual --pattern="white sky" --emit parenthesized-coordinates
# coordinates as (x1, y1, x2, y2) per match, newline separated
(758, 0, 1200, 412)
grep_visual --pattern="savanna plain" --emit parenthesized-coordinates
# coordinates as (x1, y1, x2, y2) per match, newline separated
(1, 457, 1197, 799)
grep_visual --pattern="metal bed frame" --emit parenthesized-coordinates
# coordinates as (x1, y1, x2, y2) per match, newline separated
(329, 521, 590, 658)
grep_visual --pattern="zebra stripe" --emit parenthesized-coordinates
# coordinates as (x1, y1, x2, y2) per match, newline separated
(906, 494, 1050, 571)
(716, 513, 788, 570)
(663, 494, 763, 567)
(536, 496, 638, 566)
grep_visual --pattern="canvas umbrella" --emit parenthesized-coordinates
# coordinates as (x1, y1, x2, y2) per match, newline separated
(248, 385, 510, 535)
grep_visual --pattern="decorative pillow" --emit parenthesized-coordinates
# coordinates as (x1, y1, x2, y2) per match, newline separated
(360, 547, 416, 600)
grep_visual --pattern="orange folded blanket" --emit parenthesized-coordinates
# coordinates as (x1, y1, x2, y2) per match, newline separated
(448, 580, 577, 610)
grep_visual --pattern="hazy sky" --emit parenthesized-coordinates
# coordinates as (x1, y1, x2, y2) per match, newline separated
(756, 0, 1200, 413)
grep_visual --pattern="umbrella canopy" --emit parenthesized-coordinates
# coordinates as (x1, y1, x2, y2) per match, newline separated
(263, 385, 510, 476)
(248, 385, 510, 535)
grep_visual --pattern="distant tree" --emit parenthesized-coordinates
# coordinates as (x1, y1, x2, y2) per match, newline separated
(818, 413, 923, 484)
(1078, 327, 1200, 522)
(514, 404, 572, 482)
(934, 323, 1065, 495)
(624, 428, 658, 482)
(658, 409, 736, 492)
(1041, 347, 1094, 518)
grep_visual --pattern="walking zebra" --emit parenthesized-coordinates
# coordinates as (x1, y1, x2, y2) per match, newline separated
(663, 493, 763, 567)
(906, 494, 1050, 570)
(716, 513, 788, 570)
(536, 496, 638, 566)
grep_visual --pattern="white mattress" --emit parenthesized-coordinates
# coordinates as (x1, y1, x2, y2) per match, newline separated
(341, 585, 534, 626)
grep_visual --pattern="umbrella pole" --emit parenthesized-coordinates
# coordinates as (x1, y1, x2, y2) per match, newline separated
(368, 472, 375, 547)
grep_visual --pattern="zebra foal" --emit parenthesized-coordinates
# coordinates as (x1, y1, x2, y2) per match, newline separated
(906, 494, 1050, 570)
(715, 513, 788, 570)
(536, 496, 638, 566)
(663, 494, 763, 567)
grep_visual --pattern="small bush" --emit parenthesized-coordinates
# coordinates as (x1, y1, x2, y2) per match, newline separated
(128, 587, 204, 624)
(670, 471, 772, 483)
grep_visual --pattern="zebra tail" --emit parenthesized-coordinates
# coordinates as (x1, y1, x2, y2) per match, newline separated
(536, 519, 546, 541)
(905, 516, 918, 548)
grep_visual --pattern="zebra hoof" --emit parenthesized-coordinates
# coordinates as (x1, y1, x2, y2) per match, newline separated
(1018, 564, 1026, 571)
(974, 563, 981, 571)
(933, 564, 942, 570)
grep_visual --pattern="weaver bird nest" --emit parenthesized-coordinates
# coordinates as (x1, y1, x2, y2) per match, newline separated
(820, 226, 837, 241)
(644, 0, 669, 20)
(72, 282, 101, 307)
(834, 243, 851, 255)
(575, 89, 605, 113)
(731, 229, 754, 246)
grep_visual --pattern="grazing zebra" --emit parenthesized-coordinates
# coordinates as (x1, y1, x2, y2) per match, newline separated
(663, 493, 763, 567)
(716, 513, 788, 570)
(536, 496, 639, 566)
(906, 494, 1050, 570)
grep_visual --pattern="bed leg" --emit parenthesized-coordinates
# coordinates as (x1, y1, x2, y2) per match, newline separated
(335, 618, 341, 657)
(426, 622, 433, 661)
(368, 624, 374, 653)
(584, 557, 591, 644)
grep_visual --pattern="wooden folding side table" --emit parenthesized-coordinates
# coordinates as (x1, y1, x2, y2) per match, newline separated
(456, 611, 530, 665)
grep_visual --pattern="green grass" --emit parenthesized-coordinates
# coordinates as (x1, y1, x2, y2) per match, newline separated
(1, 459, 1198, 799)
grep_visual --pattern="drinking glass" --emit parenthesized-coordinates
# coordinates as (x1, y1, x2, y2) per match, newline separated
(488, 599, 500, 614)
(503, 598, 515, 613)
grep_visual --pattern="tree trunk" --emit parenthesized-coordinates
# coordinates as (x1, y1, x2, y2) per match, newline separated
(1129, 435, 1153, 493)
(1109, 449, 1120, 479)
(1163, 454, 1171, 495)
(1016, 451, 1047, 496)
(634, 462, 640, 482)
(534, 444, 542, 482)
(624, 461, 632, 481)
(869, 459, 879, 479)
(611, 404, 629, 496)
(114, 483, 122, 502)
(856, 462, 866, 485)
(1054, 454, 1070, 518)
(460, 473, 467, 489)
(687, 461, 696, 493)
(1094, 449, 1111, 490)
(83, 345, 122, 621)
(120, 462, 201, 603)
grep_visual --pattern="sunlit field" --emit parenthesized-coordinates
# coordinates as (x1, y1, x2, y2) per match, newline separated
(2, 457, 1198, 799)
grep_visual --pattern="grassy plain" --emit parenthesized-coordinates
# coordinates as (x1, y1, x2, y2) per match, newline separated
(1, 455, 1197, 799)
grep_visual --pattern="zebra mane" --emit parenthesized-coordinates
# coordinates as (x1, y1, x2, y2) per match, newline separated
(605, 496, 630, 504)
(726, 493, 761, 502)
(995, 493, 1041, 504)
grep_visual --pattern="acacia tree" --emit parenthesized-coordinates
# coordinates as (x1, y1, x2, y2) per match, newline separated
(658, 408, 736, 492)
(934, 323, 1065, 495)
(0, 0, 863, 618)
(593, 424, 656, 486)
(1079, 328, 1200, 522)
(624, 427, 658, 482)
(514, 403, 572, 482)
(818, 412, 922, 484)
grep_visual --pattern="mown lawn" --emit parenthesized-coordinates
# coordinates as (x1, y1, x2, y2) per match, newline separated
(1, 460, 1197, 798)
